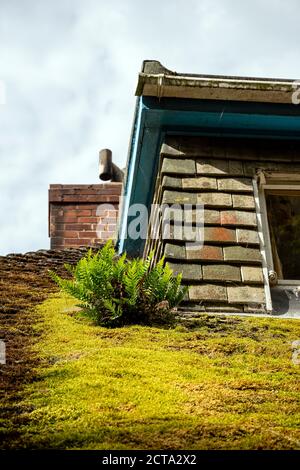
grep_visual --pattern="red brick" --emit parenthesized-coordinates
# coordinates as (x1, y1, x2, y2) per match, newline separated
(49, 184, 121, 248)
(78, 231, 97, 238)
(49, 223, 56, 235)
(50, 183, 121, 190)
(92, 209, 118, 218)
(64, 239, 93, 246)
(49, 195, 120, 203)
(62, 216, 78, 223)
(65, 204, 81, 210)
(55, 224, 65, 230)
(64, 223, 91, 231)
(61, 210, 78, 217)
(63, 204, 76, 210)
(96, 209, 117, 217)
(78, 217, 99, 223)
(51, 237, 64, 248)
(50, 207, 64, 216)
(66, 195, 120, 203)
(76, 204, 98, 210)
(58, 231, 79, 238)
(76, 209, 91, 216)
(50, 188, 115, 197)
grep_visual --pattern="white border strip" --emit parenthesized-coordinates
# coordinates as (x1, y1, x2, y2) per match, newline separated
(253, 178, 273, 313)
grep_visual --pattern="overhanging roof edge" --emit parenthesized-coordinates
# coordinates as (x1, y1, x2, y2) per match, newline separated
(136, 61, 298, 104)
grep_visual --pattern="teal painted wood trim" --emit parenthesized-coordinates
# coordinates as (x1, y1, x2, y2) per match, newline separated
(118, 99, 163, 256)
(118, 97, 144, 254)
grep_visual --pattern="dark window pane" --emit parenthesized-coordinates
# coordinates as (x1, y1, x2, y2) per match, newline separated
(266, 193, 300, 280)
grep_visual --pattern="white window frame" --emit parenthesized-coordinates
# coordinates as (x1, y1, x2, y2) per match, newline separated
(257, 172, 300, 287)
(252, 179, 272, 312)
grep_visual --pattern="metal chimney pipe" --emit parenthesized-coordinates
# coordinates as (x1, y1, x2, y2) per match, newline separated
(99, 149, 113, 181)
(99, 149, 124, 182)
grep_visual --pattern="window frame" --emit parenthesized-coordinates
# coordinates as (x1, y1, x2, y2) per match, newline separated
(257, 172, 300, 287)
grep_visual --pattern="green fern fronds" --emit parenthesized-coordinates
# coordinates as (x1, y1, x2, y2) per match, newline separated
(49, 241, 186, 327)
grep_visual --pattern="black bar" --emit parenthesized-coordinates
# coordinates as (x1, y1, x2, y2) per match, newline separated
(1, 450, 299, 467)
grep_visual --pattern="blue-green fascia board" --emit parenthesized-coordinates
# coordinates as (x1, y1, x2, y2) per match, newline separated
(118, 96, 300, 257)
(117, 97, 163, 257)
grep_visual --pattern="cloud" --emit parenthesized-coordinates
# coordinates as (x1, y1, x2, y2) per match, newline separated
(0, 0, 300, 254)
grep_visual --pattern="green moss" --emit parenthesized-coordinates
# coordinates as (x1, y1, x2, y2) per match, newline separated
(4, 294, 300, 449)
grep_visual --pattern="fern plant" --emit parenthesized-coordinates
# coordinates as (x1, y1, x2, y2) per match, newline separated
(49, 240, 187, 327)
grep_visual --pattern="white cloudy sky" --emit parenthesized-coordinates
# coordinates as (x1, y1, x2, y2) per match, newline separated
(0, 0, 300, 255)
